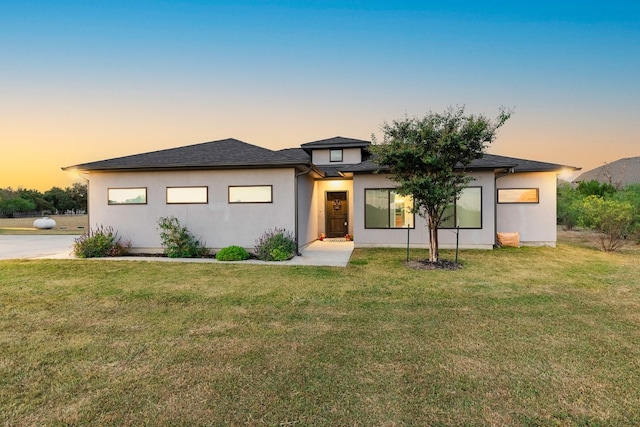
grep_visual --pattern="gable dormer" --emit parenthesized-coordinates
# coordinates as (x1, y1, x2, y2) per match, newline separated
(300, 136, 370, 166)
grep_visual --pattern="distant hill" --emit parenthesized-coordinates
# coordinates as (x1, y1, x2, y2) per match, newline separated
(574, 156, 640, 189)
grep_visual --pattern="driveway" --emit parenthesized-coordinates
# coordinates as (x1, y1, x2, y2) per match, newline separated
(0, 235, 354, 266)
(0, 235, 77, 260)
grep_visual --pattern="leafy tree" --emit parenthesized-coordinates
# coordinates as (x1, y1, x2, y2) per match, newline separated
(0, 196, 36, 216)
(579, 195, 634, 252)
(615, 184, 640, 243)
(576, 180, 616, 198)
(44, 186, 74, 213)
(17, 188, 53, 212)
(67, 182, 88, 212)
(556, 182, 582, 230)
(371, 106, 511, 262)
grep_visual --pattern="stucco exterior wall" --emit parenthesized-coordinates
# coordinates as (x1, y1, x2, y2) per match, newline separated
(311, 148, 362, 165)
(297, 172, 318, 248)
(496, 171, 558, 246)
(87, 168, 296, 252)
(352, 172, 496, 249)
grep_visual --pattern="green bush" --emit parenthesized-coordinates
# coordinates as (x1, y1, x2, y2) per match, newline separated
(579, 195, 634, 252)
(216, 245, 250, 261)
(615, 184, 640, 243)
(157, 216, 208, 258)
(557, 182, 582, 230)
(255, 228, 296, 261)
(73, 225, 131, 258)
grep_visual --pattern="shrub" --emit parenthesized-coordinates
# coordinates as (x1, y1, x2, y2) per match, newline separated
(73, 225, 131, 258)
(579, 195, 635, 252)
(157, 216, 208, 258)
(216, 245, 250, 261)
(255, 228, 296, 261)
(557, 182, 582, 230)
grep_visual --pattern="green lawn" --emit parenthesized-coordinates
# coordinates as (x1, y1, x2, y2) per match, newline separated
(1, 244, 639, 426)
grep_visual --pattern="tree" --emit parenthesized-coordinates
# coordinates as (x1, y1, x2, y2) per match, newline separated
(576, 180, 616, 198)
(615, 184, 640, 243)
(66, 182, 88, 212)
(17, 188, 53, 213)
(557, 182, 582, 230)
(0, 196, 36, 216)
(44, 186, 74, 213)
(580, 195, 635, 251)
(371, 106, 511, 262)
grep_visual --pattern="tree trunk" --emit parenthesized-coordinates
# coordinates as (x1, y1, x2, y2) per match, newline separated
(427, 215, 439, 263)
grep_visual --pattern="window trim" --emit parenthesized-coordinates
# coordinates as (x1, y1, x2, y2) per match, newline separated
(228, 185, 273, 204)
(166, 186, 208, 204)
(364, 188, 415, 229)
(439, 186, 483, 229)
(497, 188, 539, 204)
(330, 149, 343, 162)
(107, 187, 147, 205)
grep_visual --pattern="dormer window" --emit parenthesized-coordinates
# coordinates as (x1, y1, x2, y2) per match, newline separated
(330, 149, 343, 162)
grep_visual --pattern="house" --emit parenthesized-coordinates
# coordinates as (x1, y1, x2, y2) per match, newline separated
(62, 136, 578, 253)
(573, 156, 640, 189)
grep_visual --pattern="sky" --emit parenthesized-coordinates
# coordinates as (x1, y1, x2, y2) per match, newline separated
(1, 0, 639, 191)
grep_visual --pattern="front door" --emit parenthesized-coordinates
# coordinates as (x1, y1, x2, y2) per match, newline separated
(326, 191, 348, 238)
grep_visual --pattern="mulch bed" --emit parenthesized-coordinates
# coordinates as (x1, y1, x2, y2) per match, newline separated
(126, 253, 217, 259)
(404, 259, 462, 270)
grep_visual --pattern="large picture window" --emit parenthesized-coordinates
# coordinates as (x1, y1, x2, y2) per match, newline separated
(365, 189, 414, 228)
(228, 185, 273, 203)
(440, 187, 482, 229)
(108, 188, 147, 205)
(498, 188, 539, 204)
(166, 187, 208, 204)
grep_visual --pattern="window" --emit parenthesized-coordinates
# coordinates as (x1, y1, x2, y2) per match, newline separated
(365, 189, 414, 228)
(166, 187, 208, 204)
(440, 187, 482, 229)
(229, 185, 272, 203)
(330, 149, 343, 162)
(108, 188, 147, 205)
(498, 188, 539, 203)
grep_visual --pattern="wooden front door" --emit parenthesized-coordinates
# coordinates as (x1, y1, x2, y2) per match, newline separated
(326, 191, 348, 238)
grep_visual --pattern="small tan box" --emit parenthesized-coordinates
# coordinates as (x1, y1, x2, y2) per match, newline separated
(497, 232, 520, 248)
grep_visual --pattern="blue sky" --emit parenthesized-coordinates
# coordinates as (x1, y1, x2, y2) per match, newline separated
(1, 0, 638, 189)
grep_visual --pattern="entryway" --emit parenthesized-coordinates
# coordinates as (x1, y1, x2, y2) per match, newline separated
(325, 191, 348, 238)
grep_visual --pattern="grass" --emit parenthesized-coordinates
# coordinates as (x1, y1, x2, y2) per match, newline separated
(0, 215, 88, 235)
(1, 241, 640, 425)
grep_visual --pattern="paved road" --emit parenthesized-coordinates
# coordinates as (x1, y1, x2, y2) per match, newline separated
(0, 235, 354, 266)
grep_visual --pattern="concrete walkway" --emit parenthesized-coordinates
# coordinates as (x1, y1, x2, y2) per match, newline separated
(0, 235, 354, 267)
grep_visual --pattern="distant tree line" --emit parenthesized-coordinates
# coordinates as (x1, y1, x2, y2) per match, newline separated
(558, 180, 640, 251)
(0, 183, 87, 218)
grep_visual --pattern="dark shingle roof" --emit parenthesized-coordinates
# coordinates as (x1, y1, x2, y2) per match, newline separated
(63, 138, 309, 172)
(63, 136, 579, 177)
(300, 136, 370, 153)
(467, 154, 577, 172)
(574, 156, 640, 188)
(277, 148, 311, 162)
(338, 154, 578, 174)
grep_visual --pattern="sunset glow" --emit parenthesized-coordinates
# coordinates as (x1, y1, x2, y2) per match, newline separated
(1, 1, 638, 191)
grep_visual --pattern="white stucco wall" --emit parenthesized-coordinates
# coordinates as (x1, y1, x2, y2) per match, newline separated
(297, 172, 318, 248)
(352, 172, 496, 249)
(87, 168, 297, 252)
(311, 148, 362, 165)
(496, 171, 558, 246)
